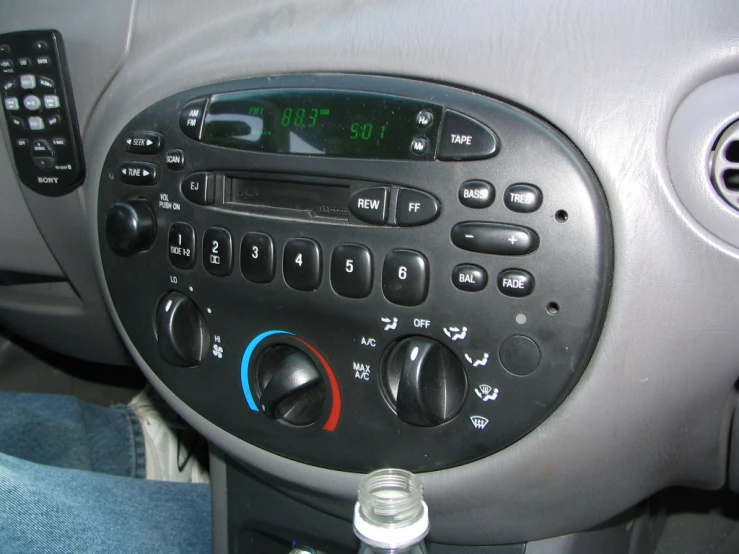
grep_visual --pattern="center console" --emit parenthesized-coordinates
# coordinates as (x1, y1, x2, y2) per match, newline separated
(97, 74, 612, 475)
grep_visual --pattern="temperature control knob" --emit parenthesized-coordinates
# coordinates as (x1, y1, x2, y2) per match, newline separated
(105, 199, 157, 255)
(382, 336, 467, 427)
(256, 345, 326, 426)
(156, 292, 210, 367)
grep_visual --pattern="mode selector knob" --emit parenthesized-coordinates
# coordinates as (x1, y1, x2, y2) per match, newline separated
(105, 199, 157, 256)
(382, 337, 467, 427)
(256, 345, 326, 426)
(156, 292, 210, 367)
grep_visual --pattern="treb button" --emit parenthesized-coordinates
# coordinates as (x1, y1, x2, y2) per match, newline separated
(396, 188, 439, 226)
(349, 186, 388, 225)
(504, 183, 543, 213)
(438, 110, 499, 161)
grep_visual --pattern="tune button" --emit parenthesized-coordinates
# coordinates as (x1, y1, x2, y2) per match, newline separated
(168, 222, 196, 270)
(203, 227, 233, 277)
(284, 238, 322, 291)
(119, 161, 159, 185)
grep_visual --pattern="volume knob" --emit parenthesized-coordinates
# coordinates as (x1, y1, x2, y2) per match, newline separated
(105, 199, 157, 256)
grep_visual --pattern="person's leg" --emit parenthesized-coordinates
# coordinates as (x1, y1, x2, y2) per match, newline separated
(0, 391, 145, 478)
(0, 451, 211, 554)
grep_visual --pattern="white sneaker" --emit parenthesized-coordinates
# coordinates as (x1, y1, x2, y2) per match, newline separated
(129, 386, 210, 484)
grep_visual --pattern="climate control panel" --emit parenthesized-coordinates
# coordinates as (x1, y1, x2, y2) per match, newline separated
(97, 74, 612, 471)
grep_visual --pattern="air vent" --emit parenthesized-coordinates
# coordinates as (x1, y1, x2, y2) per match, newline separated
(711, 120, 739, 210)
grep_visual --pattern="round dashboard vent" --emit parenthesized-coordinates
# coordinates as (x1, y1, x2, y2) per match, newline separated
(711, 119, 739, 210)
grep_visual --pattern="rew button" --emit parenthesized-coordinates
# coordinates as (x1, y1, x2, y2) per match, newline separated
(349, 187, 388, 224)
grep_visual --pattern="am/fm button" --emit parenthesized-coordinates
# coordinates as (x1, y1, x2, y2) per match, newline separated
(349, 186, 388, 225)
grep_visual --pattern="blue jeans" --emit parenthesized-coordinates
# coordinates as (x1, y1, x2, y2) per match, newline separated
(0, 392, 211, 553)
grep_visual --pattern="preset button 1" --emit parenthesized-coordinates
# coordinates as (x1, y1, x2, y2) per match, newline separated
(349, 187, 388, 224)
(203, 227, 233, 277)
(284, 238, 322, 291)
(331, 243, 373, 299)
(240, 232, 275, 284)
(382, 249, 429, 306)
(168, 222, 196, 270)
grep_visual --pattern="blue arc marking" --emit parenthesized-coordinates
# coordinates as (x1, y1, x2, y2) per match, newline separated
(241, 330, 293, 411)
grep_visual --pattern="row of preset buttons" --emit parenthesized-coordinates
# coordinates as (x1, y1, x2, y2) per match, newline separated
(168, 223, 535, 303)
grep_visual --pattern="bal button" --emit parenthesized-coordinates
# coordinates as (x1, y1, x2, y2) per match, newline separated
(438, 110, 499, 161)
(452, 264, 488, 292)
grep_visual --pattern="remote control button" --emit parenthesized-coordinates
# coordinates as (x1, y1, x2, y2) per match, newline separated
(43, 95, 60, 109)
(504, 183, 543, 213)
(35, 56, 52, 67)
(2, 78, 16, 93)
(45, 112, 62, 127)
(124, 131, 163, 154)
(438, 110, 499, 161)
(284, 238, 322, 291)
(17, 58, 32, 69)
(181, 173, 215, 205)
(451, 222, 539, 255)
(331, 243, 373, 299)
(349, 186, 388, 224)
(31, 41, 49, 53)
(38, 76, 55, 89)
(452, 264, 488, 292)
(203, 227, 233, 277)
(27, 116, 44, 131)
(165, 149, 186, 171)
(0, 45, 10, 55)
(168, 223, 196, 270)
(382, 249, 429, 306)
(30, 139, 56, 171)
(0, 59, 14, 73)
(9, 115, 24, 129)
(4, 97, 19, 111)
(19, 74, 35, 89)
(240, 232, 275, 284)
(497, 269, 534, 298)
(119, 162, 159, 185)
(459, 180, 495, 209)
(23, 95, 41, 111)
(179, 98, 207, 140)
(396, 189, 439, 226)
(14, 138, 29, 148)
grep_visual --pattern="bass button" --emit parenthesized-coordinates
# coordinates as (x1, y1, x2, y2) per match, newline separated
(459, 180, 494, 209)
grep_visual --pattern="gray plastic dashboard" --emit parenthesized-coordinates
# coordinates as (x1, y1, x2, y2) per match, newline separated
(2, 0, 739, 546)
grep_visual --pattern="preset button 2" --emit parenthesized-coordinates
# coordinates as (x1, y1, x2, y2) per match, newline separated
(240, 232, 275, 284)
(203, 227, 233, 277)
(168, 222, 196, 270)
(382, 249, 429, 306)
(284, 238, 322, 291)
(331, 244, 373, 299)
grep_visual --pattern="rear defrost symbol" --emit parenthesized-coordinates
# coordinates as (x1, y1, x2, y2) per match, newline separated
(470, 415, 489, 430)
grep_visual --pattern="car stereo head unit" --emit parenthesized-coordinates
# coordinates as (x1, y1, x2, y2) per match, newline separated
(97, 74, 612, 472)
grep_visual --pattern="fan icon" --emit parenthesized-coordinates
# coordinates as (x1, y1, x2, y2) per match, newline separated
(212, 344, 224, 359)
